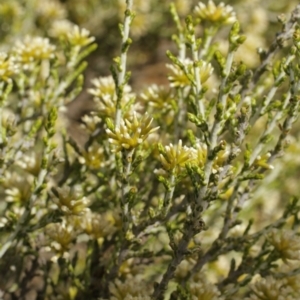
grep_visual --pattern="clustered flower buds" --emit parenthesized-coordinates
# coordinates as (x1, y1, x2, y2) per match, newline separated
(0, 52, 18, 81)
(88, 76, 134, 118)
(246, 275, 300, 300)
(106, 112, 159, 152)
(167, 59, 213, 88)
(194, 0, 236, 25)
(67, 25, 95, 47)
(46, 222, 75, 260)
(1, 1, 300, 299)
(50, 186, 90, 216)
(268, 229, 300, 262)
(158, 140, 196, 174)
(13, 36, 56, 69)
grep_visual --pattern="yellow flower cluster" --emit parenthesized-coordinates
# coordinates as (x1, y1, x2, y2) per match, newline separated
(109, 277, 152, 300)
(189, 273, 224, 300)
(106, 112, 159, 152)
(67, 25, 95, 47)
(46, 222, 76, 260)
(37, 0, 66, 22)
(0, 52, 18, 81)
(17, 152, 42, 177)
(247, 274, 300, 300)
(4, 172, 32, 204)
(49, 19, 74, 39)
(88, 76, 135, 118)
(194, 0, 236, 26)
(158, 140, 229, 175)
(167, 59, 213, 88)
(13, 36, 55, 69)
(0, 1, 22, 20)
(268, 229, 300, 262)
(78, 143, 105, 170)
(81, 212, 116, 241)
(159, 140, 196, 173)
(51, 186, 90, 216)
(140, 84, 174, 110)
(81, 113, 101, 134)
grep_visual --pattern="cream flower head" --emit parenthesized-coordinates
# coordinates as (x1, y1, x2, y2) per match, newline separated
(106, 112, 159, 152)
(194, 1, 236, 26)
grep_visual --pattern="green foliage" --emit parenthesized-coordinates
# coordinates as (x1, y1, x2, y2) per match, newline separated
(1, 1, 300, 300)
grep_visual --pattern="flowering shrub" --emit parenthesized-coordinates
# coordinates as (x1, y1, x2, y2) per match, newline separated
(1, 0, 300, 299)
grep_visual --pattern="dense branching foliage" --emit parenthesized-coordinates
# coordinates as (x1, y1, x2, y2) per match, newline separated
(1, 1, 300, 299)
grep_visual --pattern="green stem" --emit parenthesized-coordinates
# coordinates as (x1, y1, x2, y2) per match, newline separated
(115, 0, 133, 129)
(162, 174, 176, 217)
(121, 148, 135, 234)
(191, 35, 204, 118)
(197, 50, 234, 206)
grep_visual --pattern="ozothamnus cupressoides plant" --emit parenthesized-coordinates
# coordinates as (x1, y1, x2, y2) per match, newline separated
(1, 1, 300, 299)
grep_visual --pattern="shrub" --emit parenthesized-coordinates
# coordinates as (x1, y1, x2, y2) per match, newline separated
(1, 1, 300, 299)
